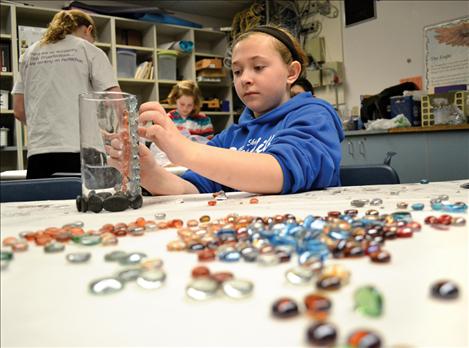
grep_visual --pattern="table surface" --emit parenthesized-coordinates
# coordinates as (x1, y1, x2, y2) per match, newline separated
(1, 181, 468, 347)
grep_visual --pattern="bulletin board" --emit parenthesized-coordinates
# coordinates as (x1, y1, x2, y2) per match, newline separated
(424, 16, 469, 91)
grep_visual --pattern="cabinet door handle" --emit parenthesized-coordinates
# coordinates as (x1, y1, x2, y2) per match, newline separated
(347, 141, 354, 156)
(359, 140, 366, 157)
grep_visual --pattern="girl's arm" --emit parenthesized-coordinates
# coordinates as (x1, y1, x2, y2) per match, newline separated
(139, 102, 284, 194)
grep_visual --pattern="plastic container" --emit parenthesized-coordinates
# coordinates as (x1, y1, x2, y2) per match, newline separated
(421, 91, 468, 127)
(117, 49, 137, 78)
(157, 50, 177, 80)
(78, 91, 142, 213)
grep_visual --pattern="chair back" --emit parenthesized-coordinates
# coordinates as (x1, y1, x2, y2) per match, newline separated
(0, 177, 82, 202)
(340, 164, 400, 186)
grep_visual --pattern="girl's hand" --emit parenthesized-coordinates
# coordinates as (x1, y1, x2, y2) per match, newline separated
(138, 101, 193, 166)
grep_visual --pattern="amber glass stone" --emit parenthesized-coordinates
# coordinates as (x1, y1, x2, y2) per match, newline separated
(306, 322, 337, 346)
(431, 280, 459, 300)
(166, 240, 187, 251)
(347, 330, 382, 348)
(199, 215, 211, 223)
(317, 275, 342, 291)
(187, 219, 199, 228)
(2, 237, 18, 247)
(198, 249, 216, 262)
(192, 266, 211, 278)
(35, 234, 52, 246)
(113, 228, 127, 237)
(21, 231, 37, 241)
(304, 293, 332, 320)
(370, 250, 391, 263)
(396, 202, 408, 209)
(12, 241, 28, 252)
(135, 217, 146, 227)
(271, 298, 299, 318)
(249, 197, 259, 204)
(208, 200, 217, 206)
(211, 271, 234, 283)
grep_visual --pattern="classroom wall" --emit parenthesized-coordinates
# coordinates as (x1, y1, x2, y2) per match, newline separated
(342, 0, 468, 112)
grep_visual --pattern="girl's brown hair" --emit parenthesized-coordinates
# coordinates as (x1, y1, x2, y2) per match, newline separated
(232, 24, 308, 77)
(42, 9, 97, 44)
(168, 80, 203, 115)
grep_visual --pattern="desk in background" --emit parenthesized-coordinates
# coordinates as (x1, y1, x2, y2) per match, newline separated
(1, 181, 468, 346)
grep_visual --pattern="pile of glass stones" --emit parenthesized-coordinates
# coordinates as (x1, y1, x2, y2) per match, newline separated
(186, 265, 254, 300)
(90, 251, 166, 294)
(76, 190, 143, 213)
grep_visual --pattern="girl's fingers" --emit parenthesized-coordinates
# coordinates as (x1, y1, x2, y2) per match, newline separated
(139, 110, 167, 126)
(139, 101, 166, 115)
(105, 144, 123, 159)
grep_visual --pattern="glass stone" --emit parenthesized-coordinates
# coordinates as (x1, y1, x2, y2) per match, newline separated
(306, 322, 337, 346)
(411, 203, 424, 211)
(166, 240, 187, 251)
(119, 252, 147, 265)
(240, 247, 259, 262)
(3, 236, 18, 247)
(141, 258, 164, 270)
(257, 253, 280, 266)
(351, 199, 367, 207)
(1, 260, 9, 271)
(0, 250, 13, 261)
(80, 235, 102, 246)
(44, 242, 65, 253)
(186, 277, 219, 300)
(452, 216, 466, 226)
(117, 268, 143, 282)
(396, 202, 408, 209)
(420, 179, 429, 184)
(370, 198, 383, 206)
(89, 277, 124, 295)
(438, 194, 449, 201)
(370, 250, 391, 263)
(316, 275, 342, 291)
(192, 266, 211, 278)
(211, 271, 234, 283)
(304, 293, 332, 320)
(136, 269, 166, 289)
(271, 298, 299, 318)
(199, 215, 211, 223)
(285, 266, 315, 285)
(12, 241, 28, 252)
(249, 197, 259, 204)
(66, 252, 91, 263)
(104, 250, 127, 262)
(222, 279, 254, 299)
(347, 330, 382, 348)
(431, 280, 459, 300)
(198, 249, 216, 262)
(213, 190, 227, 201)
(128, 226, 145, 236)
(154, 212, 166, 220)
(354, 286, 383, 317)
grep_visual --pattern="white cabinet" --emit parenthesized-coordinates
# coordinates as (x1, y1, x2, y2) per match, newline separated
(0, 3, 234, 170)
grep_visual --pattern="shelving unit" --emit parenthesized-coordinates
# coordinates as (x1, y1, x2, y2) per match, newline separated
(0, 2, 234, 171)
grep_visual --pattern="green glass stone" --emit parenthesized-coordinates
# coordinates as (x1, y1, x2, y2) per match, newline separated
(0, 250, 13, 261)
(44, 242, 65, 253)
(354, 286, 383, 317)
(80, 235, 102, 246)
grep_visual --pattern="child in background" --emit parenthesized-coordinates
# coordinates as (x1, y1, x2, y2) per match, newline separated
(167, 80, 214, 140)
(113, 25, 344, 195)
(291, 76, 315, 97)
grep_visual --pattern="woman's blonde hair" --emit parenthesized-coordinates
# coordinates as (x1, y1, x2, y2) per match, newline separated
(232, 24, 308, 77)
(168, 80, 203, 115)
(42, 9, 97, 44)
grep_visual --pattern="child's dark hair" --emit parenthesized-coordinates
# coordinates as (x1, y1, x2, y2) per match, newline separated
(293, 77, 314, 95)
(168, 80, 203, 115)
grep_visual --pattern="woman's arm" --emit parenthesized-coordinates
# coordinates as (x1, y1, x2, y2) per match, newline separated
(13, 94, 26, 124)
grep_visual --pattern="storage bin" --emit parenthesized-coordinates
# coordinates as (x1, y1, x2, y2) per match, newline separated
(421, 91, 468, 127)
(390, 95, 421, 127)
(117, 49, 137, 78)
(157, 50, 177, 80)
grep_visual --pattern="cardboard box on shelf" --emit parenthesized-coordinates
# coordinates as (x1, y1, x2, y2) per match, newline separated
(196, 58, 222, 71)
(197, 68, 226, 78)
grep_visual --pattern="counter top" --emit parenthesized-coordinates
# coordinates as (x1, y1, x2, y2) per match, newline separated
(345, 123, 469, 136)
(1, 181, 468, 347)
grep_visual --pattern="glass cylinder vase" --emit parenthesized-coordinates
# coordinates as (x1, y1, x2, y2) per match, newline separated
(77, 91, 142, 213)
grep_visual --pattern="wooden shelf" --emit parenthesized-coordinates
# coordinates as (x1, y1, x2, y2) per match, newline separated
(0, 71, 13, 77)
(389, 124, 469, 134)
(0, 33, 12, 39)
(0, 109, 14, 114)
(116, 44, 154, 53)
(118, 78, 156, 84)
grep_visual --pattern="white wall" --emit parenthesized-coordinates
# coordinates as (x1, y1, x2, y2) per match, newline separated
(342, 0, 469, 111)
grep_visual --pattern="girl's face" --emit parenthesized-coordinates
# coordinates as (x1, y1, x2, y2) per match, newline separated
(232, 33, 300, 116)
(176, 95, 195, 117)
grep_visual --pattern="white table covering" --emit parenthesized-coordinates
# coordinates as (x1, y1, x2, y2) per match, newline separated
(1, 180, 468, 347)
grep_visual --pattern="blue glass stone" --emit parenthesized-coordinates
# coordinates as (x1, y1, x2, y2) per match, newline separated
(270, 235, 296, 247)
(219, 250, 241, 262)
(391, 212, 412, 222)
(431, 202, 443, 211)
(328, 230, 351, 240)
(302, 215, 315, 229)
(441, 202, 467, 213)
(310, 219, 327, 230)
(411, 203, 424, 211)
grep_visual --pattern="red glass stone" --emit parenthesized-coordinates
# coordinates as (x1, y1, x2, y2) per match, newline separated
(249, 197, 259, 204)
(211, 271, 234, 283)
(407, 221, 422, 232)
(396, 227, 413, 238)
(23, 232, 37, 241)
(113, 228, 127, 237)
(2, 236, 18, 247)
(197, 249, 216, 262)
(208, 200, 217, 206)
(191, 266, 210, 278)
(35, 234, 52, 246)
(424, 216, 438, 224)
(271, 298, 299, 318)
(327, 211, 341, 218)
(437, 214, 452, 225)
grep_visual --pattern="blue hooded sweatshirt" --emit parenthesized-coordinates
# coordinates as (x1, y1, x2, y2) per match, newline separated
(182, 92, 344, 194)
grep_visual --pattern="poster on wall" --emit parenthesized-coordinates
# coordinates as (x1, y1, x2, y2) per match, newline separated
(424, 16, 469, 92)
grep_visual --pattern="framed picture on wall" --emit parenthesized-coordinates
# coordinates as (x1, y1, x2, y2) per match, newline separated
(424, 16, 469, 91)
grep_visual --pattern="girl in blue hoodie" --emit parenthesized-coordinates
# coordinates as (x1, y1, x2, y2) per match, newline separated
(125, 25, 344, 195)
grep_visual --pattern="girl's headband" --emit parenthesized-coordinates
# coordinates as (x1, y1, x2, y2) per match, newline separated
(247, 26, 302, 64)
